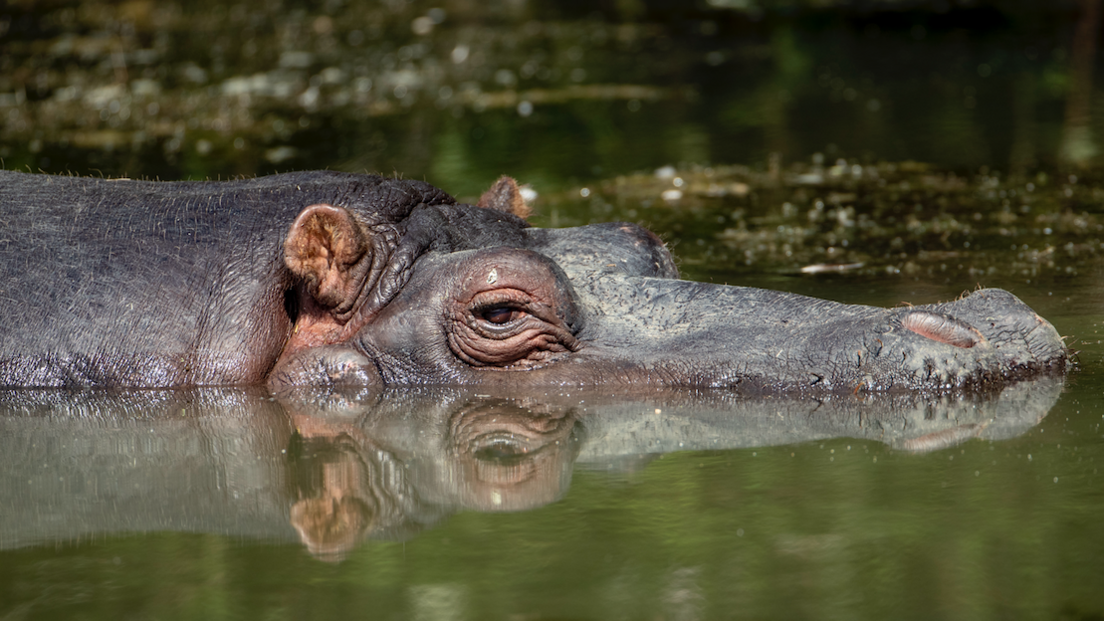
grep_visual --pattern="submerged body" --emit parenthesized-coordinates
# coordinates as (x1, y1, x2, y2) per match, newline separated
(0, 170, 1067, 392)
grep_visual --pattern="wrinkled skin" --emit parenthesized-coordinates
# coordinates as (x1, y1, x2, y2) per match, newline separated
(0, 170, 1067, 392)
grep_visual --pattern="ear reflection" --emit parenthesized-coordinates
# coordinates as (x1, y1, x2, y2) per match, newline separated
(284, 412, 425, 563)
(286, 432, 376, 563)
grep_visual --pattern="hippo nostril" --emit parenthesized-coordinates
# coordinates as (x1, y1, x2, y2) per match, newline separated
(901, 311, 982, 348)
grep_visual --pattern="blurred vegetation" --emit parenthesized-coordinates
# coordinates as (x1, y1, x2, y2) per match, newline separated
(535, 160, 1104, 287)
(0, 0, 1096, 191)
(5, 0, 1104, 285)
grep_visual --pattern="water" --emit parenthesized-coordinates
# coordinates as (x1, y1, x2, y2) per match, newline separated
(3, 1, 1104, 618)
(1, 378, 1100, 619)
(1, 378, 1101, 618)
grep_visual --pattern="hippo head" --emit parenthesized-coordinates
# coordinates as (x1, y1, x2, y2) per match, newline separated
(268, 177, 1067, 393)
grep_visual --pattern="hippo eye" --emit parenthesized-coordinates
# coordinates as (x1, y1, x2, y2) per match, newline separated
(451, 286, 579, 368)
(480, 305, 523, 325)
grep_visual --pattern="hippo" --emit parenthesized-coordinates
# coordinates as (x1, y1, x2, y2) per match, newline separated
(0, 169, 1067, 392)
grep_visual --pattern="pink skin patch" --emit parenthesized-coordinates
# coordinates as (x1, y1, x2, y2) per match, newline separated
(900, 311, 982, 348)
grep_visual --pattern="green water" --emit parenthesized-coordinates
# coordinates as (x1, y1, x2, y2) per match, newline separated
(3, 0, 1104, 618)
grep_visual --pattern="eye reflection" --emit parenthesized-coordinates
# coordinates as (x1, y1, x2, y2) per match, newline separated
(472, 435, 532, 463)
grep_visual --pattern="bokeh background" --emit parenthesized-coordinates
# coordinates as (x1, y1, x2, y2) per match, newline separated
(2, 0, 1099, 196)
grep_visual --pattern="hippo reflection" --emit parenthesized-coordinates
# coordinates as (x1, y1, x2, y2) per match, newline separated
(286, 396, 582, 560)
(0, 380, 1064, 557)
(0, 170, 1067, 392)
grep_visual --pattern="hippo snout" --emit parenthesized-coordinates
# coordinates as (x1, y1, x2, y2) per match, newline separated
(904, 288, 1068, 377)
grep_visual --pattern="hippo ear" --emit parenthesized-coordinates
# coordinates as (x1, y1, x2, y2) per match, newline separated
(478, 176, 532, 219)
(284, 204, 371, 311)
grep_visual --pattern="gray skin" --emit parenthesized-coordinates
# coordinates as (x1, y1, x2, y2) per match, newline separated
(0, 170, 1067, 392)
